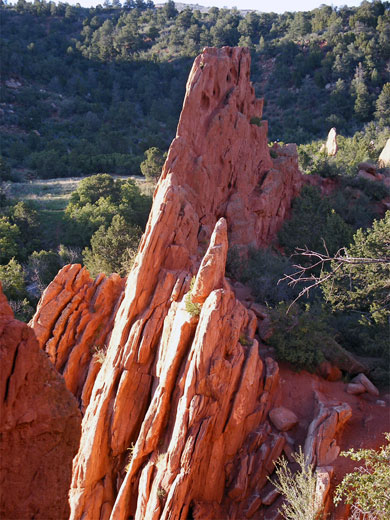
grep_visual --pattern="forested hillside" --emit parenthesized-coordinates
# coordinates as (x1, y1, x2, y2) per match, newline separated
(1, 0, 389, 179)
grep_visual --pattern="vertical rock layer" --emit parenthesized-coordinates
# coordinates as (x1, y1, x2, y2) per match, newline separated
(30, 264, 125, 411)
(0, 285, 81, 520)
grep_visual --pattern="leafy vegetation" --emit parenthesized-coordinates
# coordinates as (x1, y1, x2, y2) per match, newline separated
(268, 303, 327, 372)
(236, 177, 389, 379)
(322, 212, 390, 327)
(334, 434, 390, 520)
(184, 276, 201, 317)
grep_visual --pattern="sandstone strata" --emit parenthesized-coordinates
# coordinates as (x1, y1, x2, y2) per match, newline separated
(30, 264, 125, 411)
(60, 46, 302, 520)
(0, 284, 81, 519)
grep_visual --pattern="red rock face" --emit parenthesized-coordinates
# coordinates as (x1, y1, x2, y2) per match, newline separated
(0, 284, 81, 520)
(30, 264, 125, 411)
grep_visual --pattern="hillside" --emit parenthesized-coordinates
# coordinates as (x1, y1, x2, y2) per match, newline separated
(1, 0, 389, 179)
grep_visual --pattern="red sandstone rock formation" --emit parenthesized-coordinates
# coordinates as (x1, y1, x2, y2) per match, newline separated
(59, 46, 302, 520)
(0, 284, 81, 520)
(30, 264, 125, 411)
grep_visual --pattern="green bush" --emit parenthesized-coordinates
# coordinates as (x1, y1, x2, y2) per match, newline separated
(240, 248, 307, 305)
(268, 303, 332, 372)
(184, 276, 201, 317)
(342, 176, 389, 202)
(83, 215, 141, 277)
(334, 434, 390, 519)
(278, 185, 354, 258)
(0, 258, 27, 301)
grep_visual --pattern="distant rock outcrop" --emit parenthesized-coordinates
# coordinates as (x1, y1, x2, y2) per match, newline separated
(378, 138, 390, 168)
(0, 284, 81, 520)
(325, 127, 338, 156)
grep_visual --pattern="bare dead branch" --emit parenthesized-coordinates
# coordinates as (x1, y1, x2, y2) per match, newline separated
(279, 245, 390, 312)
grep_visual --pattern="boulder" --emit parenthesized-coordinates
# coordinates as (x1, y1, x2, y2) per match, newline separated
(304, 391, 352, 467)
(358, 161, 377, 174)
(269, 406, 298, 431)
(346, 382, 366, 395)
(318, 361, 342, 382)
(0, 284, 81, 520)
(351, 373, 379, 396)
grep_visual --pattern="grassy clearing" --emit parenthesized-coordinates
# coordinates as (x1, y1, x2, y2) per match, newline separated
(3, 177, 80, 210)
(3, 175, 147, 209)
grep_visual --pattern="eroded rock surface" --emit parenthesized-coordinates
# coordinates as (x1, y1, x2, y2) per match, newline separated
(304, 391, 352, 467)
(30, 264, 125, 411)
(0, 284, 81, 520)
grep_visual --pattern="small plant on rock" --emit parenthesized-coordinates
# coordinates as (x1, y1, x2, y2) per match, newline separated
(250, 116, 262, 126)
(184, 276, 201, 317)
(92, 345, 107, 364)
(157, 486, 167, 500)
(239, 333, 253, 346)
(125, 442, 136, 472)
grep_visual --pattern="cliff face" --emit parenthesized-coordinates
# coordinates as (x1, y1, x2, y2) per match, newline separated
(0, 285, 81, 520)
(30, 47, 308, 519)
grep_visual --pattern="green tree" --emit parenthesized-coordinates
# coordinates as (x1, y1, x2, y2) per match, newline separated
(68, 173, 119, 207)
(0, 257, 27, 301)
(27, 250, 62, 295)
(140, 147, 166, 181)
(278, 186, 354, 258)
(0, 156, 12, 181)
(0, 217, 21, 263)
(354, 80, 372, 122)
(322, 212, 390, 326)
(10, 201, 41, 255)
(83, 214, 141, 277)
(375, 82, 390, 127)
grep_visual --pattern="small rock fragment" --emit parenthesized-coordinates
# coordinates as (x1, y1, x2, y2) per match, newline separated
(261, 486, 280, 506)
